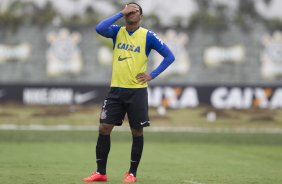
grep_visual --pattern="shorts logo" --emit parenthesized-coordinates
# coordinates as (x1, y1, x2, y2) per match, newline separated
(140, 121, 150, 126)
(100, 109, 107, 120)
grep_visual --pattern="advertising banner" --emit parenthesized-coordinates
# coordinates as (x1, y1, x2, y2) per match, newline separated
(1, 84, 282, 109)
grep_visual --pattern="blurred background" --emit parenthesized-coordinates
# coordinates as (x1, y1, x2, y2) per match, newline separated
(0, 0, 282, 110)
(0, 0, 282, 119)
(1, 1, 282, 184)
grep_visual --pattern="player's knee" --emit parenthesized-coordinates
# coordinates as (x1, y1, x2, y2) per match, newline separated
(131, 128, 143, 137)
(99, 123, 113, 135)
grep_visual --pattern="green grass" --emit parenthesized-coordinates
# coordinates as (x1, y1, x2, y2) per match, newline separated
(1, 130, 282, 184)
(1, 104, 282, 183)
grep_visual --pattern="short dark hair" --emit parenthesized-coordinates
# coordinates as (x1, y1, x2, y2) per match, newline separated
(127, 2, 143, 15)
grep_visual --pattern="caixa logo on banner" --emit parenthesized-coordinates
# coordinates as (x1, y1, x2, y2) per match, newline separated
(211, 87, 282, 109)
(148, 87, 199, 108)
(23, 88, 97, 105)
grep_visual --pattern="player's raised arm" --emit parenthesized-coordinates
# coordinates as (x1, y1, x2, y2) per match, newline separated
(96, 5, 140, 38)
(95, 13, 123, 38)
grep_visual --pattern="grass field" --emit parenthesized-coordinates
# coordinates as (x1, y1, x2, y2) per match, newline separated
(1, 104, 282, 183)
(1, 130, 282, 184)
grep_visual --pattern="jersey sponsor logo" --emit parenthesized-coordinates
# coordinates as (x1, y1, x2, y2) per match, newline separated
(117, 42, 141, 53)
(118, 56, 132, 61)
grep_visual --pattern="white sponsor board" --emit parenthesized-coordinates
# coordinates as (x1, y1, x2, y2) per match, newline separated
(0, 43, 31, 63)
(204, 45, 245, 67)
(23, 88, 96, 105)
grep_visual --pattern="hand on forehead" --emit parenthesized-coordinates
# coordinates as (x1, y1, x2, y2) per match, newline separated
(127, 4, 139, 10)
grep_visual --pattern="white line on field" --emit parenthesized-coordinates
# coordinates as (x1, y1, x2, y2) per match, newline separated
(1, 124, 282, 134)
(184, 180, 204, 184)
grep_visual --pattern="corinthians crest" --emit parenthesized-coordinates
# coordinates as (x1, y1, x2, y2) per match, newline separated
(100, 109, 107, 120)
(261, 31, 282, 80)
(46, 28, 83, 76)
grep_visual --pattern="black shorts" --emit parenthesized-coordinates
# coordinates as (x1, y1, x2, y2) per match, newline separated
(100, 87, 150, 129)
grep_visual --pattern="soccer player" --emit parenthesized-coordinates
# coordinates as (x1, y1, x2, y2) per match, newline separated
(83, 2, 175, 183)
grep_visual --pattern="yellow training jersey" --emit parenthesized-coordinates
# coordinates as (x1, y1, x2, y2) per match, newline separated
(111, 26, 148, 88)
